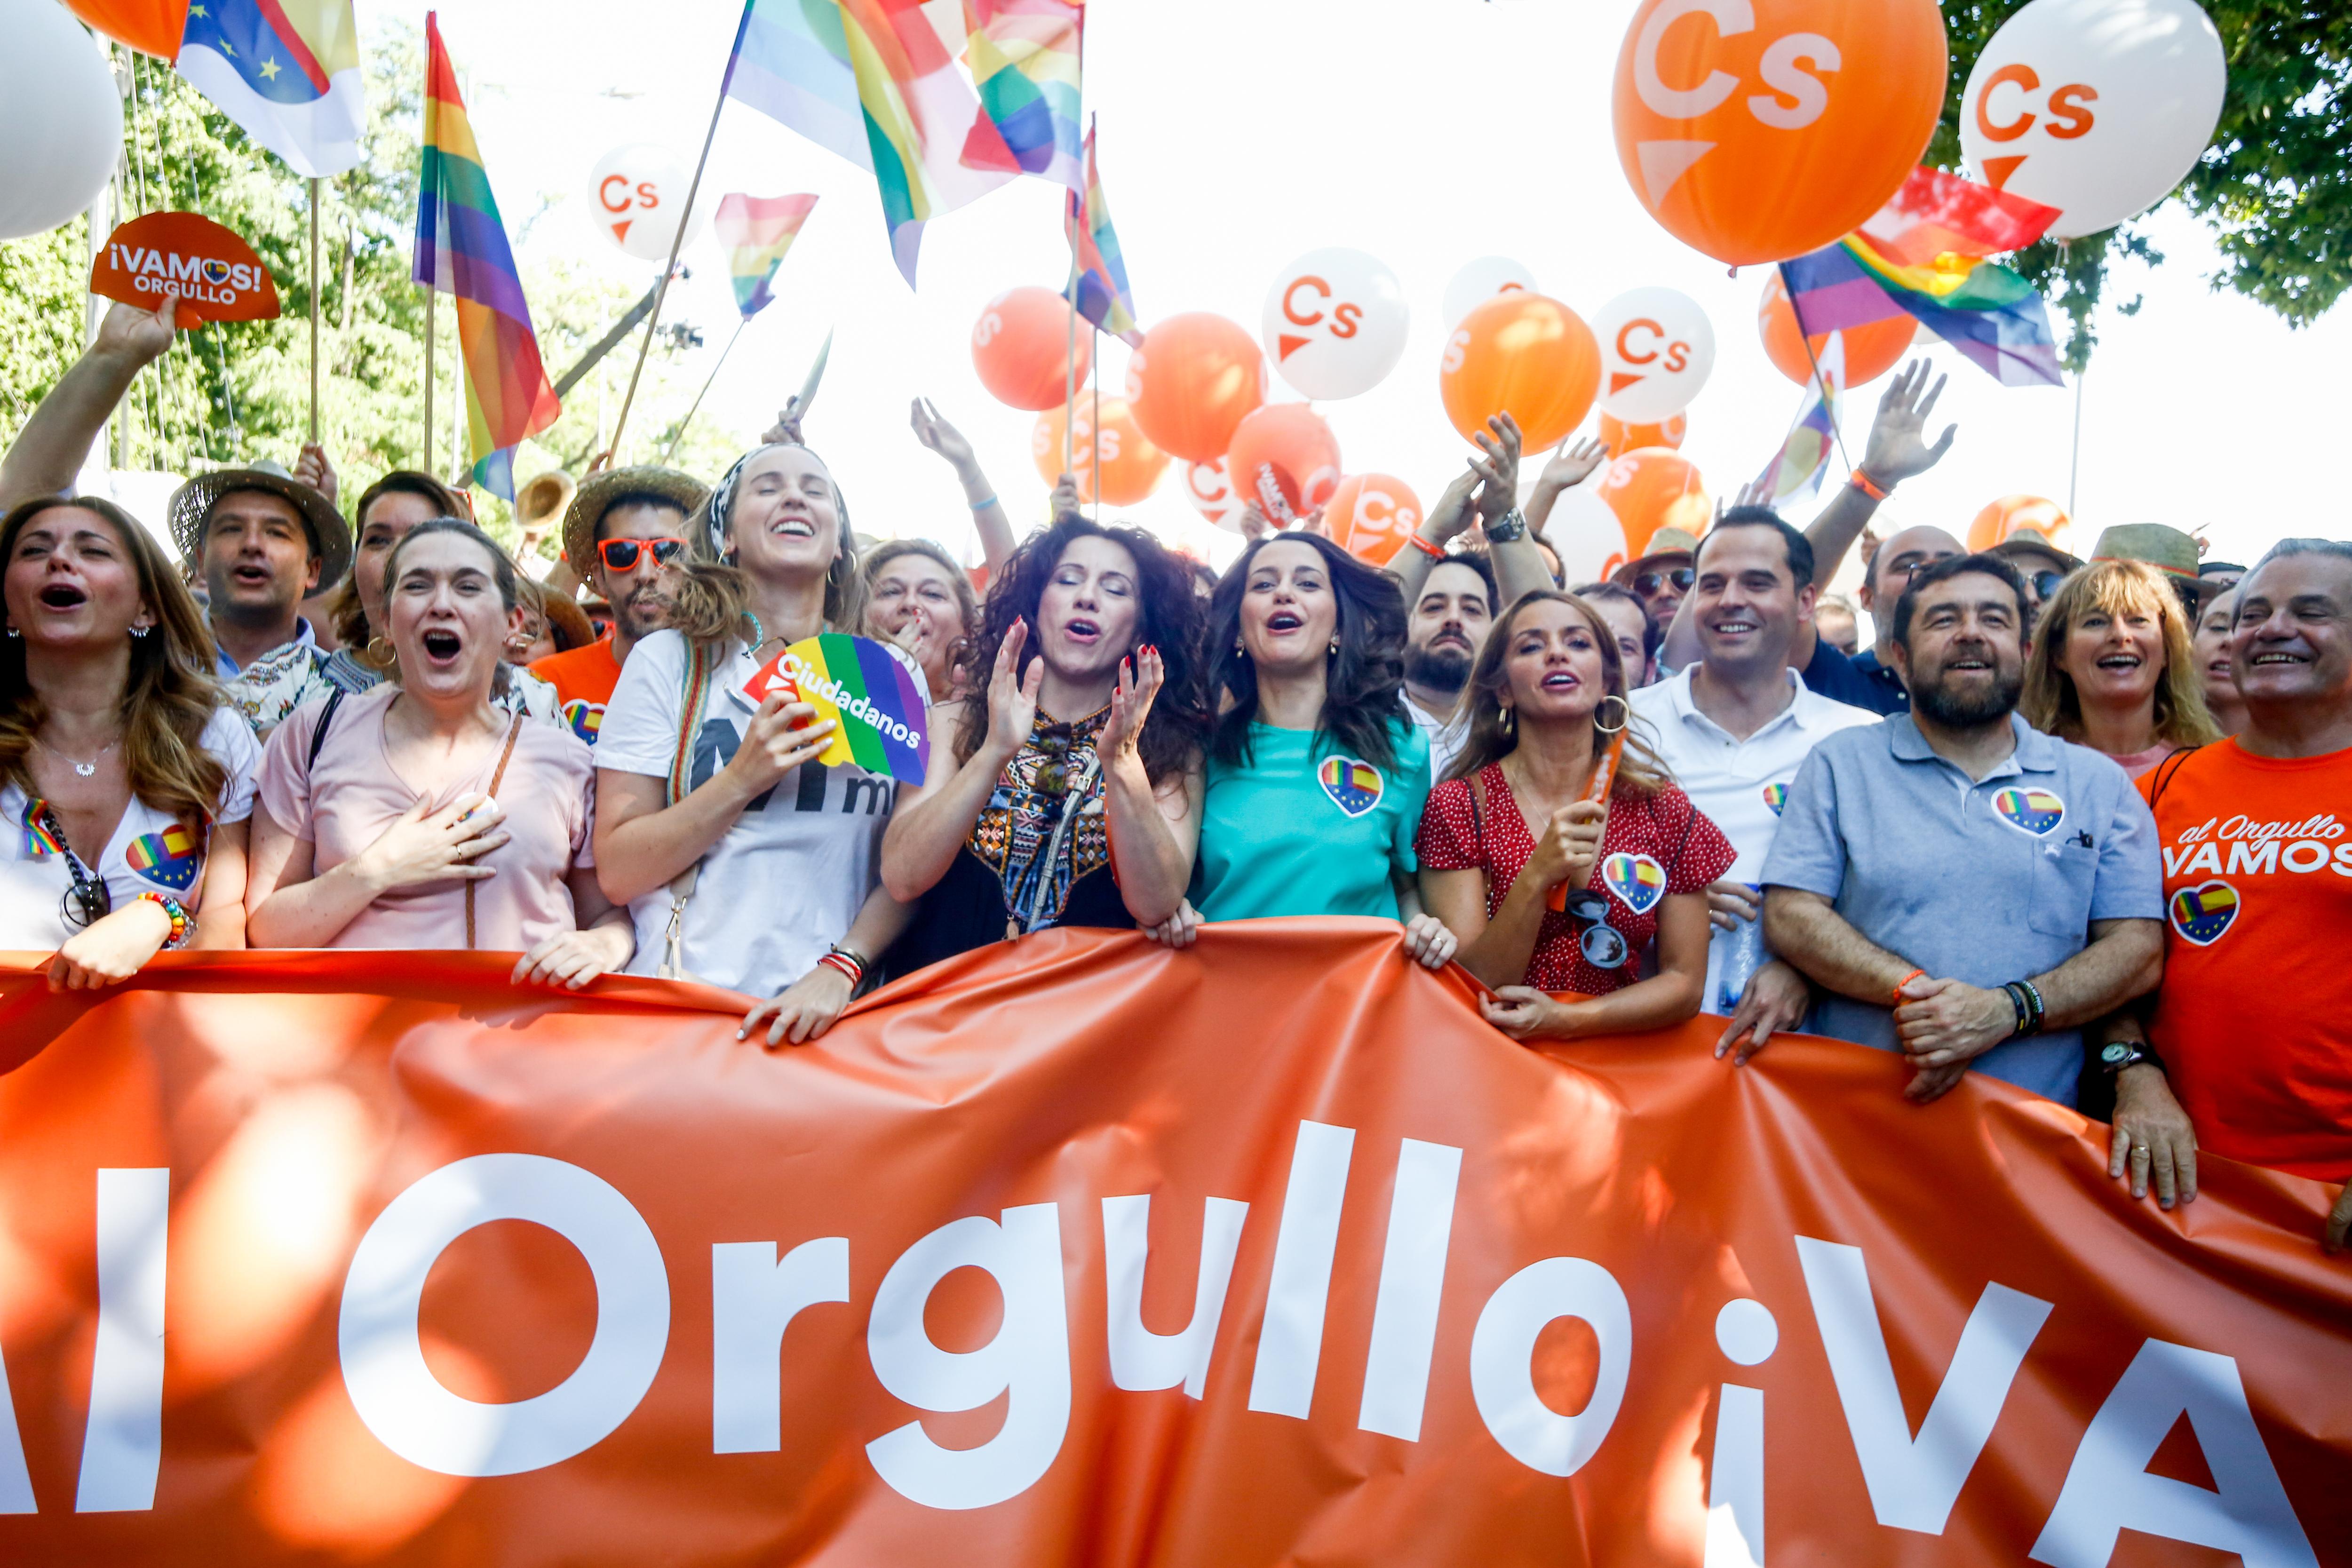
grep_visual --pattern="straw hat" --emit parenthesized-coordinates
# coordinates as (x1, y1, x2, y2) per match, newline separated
(2092, 524, 2211, 608)
(561, 466, 710, 577)
(1611, 525, 1703, 588)
(167, 461, 352, 592)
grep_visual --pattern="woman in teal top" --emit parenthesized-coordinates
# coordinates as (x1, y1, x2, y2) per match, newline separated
(1151, 531, 1455, 969)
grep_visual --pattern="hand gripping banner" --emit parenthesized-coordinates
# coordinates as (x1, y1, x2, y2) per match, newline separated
(0, 922, 2344, 1565)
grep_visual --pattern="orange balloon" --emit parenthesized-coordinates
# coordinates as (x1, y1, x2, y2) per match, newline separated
(1597, 410, 1687, 457)
(972, 287, 1092, 412)
(1756, 271, 1918, 389)
(1969, 494, 2072, 553)
(1439, 294, 1602, 453)
(1324, 474, 1425, 565)
(1225, 404, 1343, 524)
(63, 0, 187, 57)
(1611, 0, 1947, 265)
(1124, 313, 1267, 463)
(1593, 448, 1712, 560)
(1031, 396, 1168, 507)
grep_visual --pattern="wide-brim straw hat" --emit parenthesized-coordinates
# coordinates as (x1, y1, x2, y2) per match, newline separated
(1611, 525, 1704, 587)
(167, 462, 352, 592)
(562, 466, 711, 577)
(2092, 523, 2213, 609)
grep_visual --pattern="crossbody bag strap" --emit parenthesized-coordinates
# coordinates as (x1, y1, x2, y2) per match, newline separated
(306, 687, 347, 773)
(464, 711, 526, 952)
(658, 637, 721, 981)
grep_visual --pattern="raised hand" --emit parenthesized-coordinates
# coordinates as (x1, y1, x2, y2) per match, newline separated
(985, 619, 1044, 758)
(1535, 436, 1610, 496)
(1099, 644, 1163, 768)
(1726, 474, 1777, 516)
(93, 289, 183, 368)
(350, 793, 510, 893)
(294, 442, 338, 505)
(1050, 472, 1085, 525)
(1469, 412, 1523, 526)
(1860, 358, 1956, 487)
(1236, 501, 1273, 542)
(1422, 468, 1481, 546)
(723, 692, 837, 796)
(909, 397, 978, 471)
(1524, 799, 1608, 894)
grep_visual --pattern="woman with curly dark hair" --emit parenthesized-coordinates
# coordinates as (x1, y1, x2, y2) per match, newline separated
(1150, 531, 1454, 970)
(880, 513, 1208, 971)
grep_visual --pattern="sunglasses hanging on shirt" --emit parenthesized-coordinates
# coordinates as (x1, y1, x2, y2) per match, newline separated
(1557, 888, 1631, 970)
(30, 802, 111, 931)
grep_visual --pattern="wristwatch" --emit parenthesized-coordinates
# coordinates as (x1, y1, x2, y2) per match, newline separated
(2099, 1039, 2163, 1076)
(1484, 506, 1528, 543)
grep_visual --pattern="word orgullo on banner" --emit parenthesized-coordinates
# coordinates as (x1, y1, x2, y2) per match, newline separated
(743, 633, 930, 784)
(88, 212, 281, 323)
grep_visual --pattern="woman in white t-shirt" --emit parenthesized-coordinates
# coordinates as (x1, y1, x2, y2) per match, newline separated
(1, 496, 257, 985)
(595, 443, 919, 1041)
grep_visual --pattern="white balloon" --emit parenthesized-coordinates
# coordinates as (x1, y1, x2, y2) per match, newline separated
(1545, 485, 1632, 585)
(1260, 247, 1408, 401)
(1442, 256, 1539, 331)
(1589, 287, 1717, 423)
(1181, 457, 1245, 533)
(587, 144, 707, 262)
(1959, 0, 2226, 240)
(0, 0, 124, 241)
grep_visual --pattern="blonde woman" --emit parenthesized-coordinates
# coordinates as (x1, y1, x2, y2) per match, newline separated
(2022, 559, 2220, 779)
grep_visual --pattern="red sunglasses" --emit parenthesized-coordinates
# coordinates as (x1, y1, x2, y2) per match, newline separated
(597, 537, 689, 572)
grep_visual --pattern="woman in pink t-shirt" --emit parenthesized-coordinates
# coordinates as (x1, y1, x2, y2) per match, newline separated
(245, 522, 632, 985)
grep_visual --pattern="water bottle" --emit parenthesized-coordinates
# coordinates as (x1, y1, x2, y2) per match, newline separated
(1714, 883, 1766, 1013)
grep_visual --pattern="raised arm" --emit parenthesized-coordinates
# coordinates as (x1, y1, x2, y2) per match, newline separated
(912, 398, 1016, 579)
(1384, 467, 1480, 601)
(1097, 646, 1200, 927)
(1, 292, 181, 512)
(1521, 437, 1610, 539)
(880, 626, 1038, 902)
(1801, 358, 1955, 589)
(1465, 413, 1554, 607)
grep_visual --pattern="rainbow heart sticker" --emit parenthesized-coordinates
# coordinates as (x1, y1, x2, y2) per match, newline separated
(126, 823, 201, 890)
(1992, 786, 2066, 836)
(2168, 880, 2239, 946)
(562, 699, 604, 745)
(1600, 852, 1667, 915)
(742, 634, 930, 785)
(1761, 782, 1788, 816)
(1318, 756, 1385, 817)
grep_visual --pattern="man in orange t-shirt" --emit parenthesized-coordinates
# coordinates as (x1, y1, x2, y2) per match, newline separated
(529, 466, 706, 747)
(2131, 541, 2352, 1250)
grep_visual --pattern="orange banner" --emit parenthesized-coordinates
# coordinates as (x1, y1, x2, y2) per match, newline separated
(0, 924, 2344, 1566)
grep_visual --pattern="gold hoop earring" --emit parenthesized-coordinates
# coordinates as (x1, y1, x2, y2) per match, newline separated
(365, 635, 396, 667)
(1500, 706, 1517, 737)
(1595, 694, 1630, 734)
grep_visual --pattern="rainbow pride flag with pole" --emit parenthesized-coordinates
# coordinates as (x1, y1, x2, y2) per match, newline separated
(1066, 118, 1141, 346)
(713, 192, 820, 318)
(412, 12, 560, 499)
(724, 0, 1017, 287)
(1780, 167, 2066, 389)
(964, 0, 1084, 192)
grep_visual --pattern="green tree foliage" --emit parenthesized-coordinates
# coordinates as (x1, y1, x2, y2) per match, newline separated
(1933, 0, 2352, 370)
(0, 21, 733, 546)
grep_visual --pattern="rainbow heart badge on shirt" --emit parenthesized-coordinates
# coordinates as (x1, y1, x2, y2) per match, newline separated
(1992, 786, 2066, 837)
(1318, 756, 1385, 818)
(126, 824, 201, 889)
(1600, 852, 1667, 915)
(562, 699, 604, 745)
(1761, 782, 1788, 816)
(2168, 880, 2239, 946)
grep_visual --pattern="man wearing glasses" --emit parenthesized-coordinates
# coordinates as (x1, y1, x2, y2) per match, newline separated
(1610, 527, 1700, 639)
(530, 466, 710, 747)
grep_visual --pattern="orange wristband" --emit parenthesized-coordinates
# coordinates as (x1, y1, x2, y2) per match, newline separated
(1406, 533, 1445, 560)
(1851, 469, 1890, 502)
(1891, 967, 1926, 1007)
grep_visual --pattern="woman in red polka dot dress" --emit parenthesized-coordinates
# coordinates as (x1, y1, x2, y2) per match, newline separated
(1418, 591, 1732, 1041)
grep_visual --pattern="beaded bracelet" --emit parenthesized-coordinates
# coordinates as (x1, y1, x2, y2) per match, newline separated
(1891, 968, 1926, 1008)
(135, 891, 192, 950)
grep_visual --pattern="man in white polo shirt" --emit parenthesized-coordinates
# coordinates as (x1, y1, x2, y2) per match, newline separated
(1630, 506, 1877, 1061)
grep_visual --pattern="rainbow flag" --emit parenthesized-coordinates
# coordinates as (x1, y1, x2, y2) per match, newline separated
(724, 0, 1017, 287)
(714, 192, 820, 318)
(412, 13, 561, 501)
(1779, 167, 2067, 389)
(1754, 333, 1843, 504)
(176, 0, 365, 177)
(1066, 119, 1141, 347)
(753, 634, 930, 783)
(964, 0, 1085, 192)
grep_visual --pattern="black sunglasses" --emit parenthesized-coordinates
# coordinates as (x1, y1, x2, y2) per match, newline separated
(34, 804, 110, 931)
(1557, 887, 1631, 970)
(596, 536, 689, 573)
(2030, 569, 2067, 601)
(1633, 567, 1695, 597)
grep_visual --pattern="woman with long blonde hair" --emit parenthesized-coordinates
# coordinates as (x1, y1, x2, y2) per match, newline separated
(0, 496, 258, 986)
(1418, 589, 1733, 1042)
(2021, 559, 2219, 778)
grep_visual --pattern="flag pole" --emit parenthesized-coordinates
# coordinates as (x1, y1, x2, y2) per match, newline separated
(2068, 364, 2084, 518)
(1061, 202, 1080, 477)
(422, 287, 436, 473)
(663, 318, 746, 463)
(606, 0, 753, 464)
(1090, 328, 1100, 520)
(308, 177, 322, 444)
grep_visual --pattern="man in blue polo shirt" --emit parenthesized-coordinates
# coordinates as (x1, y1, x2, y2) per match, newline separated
(1762, 553, 2166, 1106)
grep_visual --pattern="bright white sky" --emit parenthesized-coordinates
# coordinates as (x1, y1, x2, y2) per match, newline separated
(374, 0, 2349, 586)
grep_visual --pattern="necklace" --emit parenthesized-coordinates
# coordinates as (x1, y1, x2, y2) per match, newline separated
(36, 734, 118, 779)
